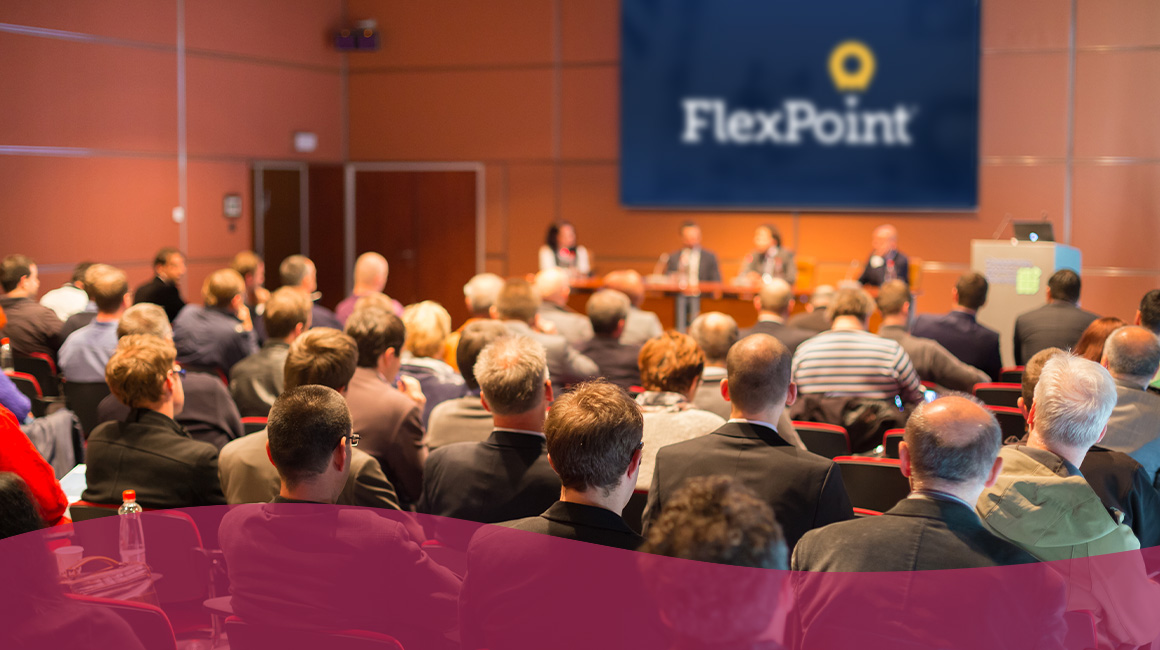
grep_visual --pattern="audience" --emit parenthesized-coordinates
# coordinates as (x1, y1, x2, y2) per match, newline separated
(575, 289, 641, 391)
(424, 320, 505, 450)
(133, 247, 186, 323)
(280, 254, 342, 330)
(1074, 316, 1126, 362)
(400, 300, 468, 426)
(419, 335, 560, 527)
(1100, 326, 1160, 486)
(743, 278, 812, 353)
(601, 269, 663, 345)
(172, 268, 258, 376)
(344, 306, 427, 508)
(39, 261, 92, 321)
(498, 379, 645, 549)
(1012, 268, 1099, 365)
(0, 254, 62, 358)
(787, 284, 834, 334)
(875, 279, 988, 392)
(533, 267, 593, 345)
(59, 268, 100, 342)
(492, 277, 597, 393)
(335, 251, 402, 325)
(58, 264, 128, 383)
(910, 271, 1002, 380)
(687, 311, 739, 417)
(644, 333, 853, 550)
(1137, 289, 1160, 390)
(444, 272, 504, 372)
(218, 385, 459, 650)
(83, 334, 226, 508)
(635, 331, 725, 489)
(230, 250, 270, 313)
(218, 327, 402, 509)
(228, 286, 311, 418)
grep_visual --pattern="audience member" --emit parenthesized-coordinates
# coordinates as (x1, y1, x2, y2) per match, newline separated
(1100, 326, 1160, 485)
(218, 328, 402, 509)
(424, 320, 505, 450)
(538, 220, 591, 277)
(419, 336, 560, 527)
(795, 396, 1035, 570)
(644, 334, 853, 549)
(400, 300, 468, 426)
(335, 252, 402, 325)
(977, 353, 1160, 648)
(230, 250, 270, 312)
(83, 335, 226, 508)
(172, 268, 257, 375)
(787, 284, 834, 334)
(229, 287, 310, 418)
(0, 407, 67, 525)
(534, 267, 593, 345)
(0, 372, 31, 423)
(57, 264, 128, 383)
(0, 254, 62, 358)
(687, 312, 739, 418)
(792, 288, 924, 406)
(444, 273, 504, 372)
(876, 280, 988, 392)
(635, 331, 725, 489)
(1136, 289, 1160, 390)
(493, 277, 597, 393)
(662, 221, 722, 283)
(602, 269, 664, 345)
(743, 278, 812, 353)
(218, 385, 459, 650)
(133, 247, 186, 323)
(280, 254, 343, 330)
(499, 379, 645, 549)
(39, 261, 92, 321)
(858, 224, 909, 287)
(575, 289, 641, 391)
(1012, 268, 1099, 365)
(1074, 316, 1126, 362)
(739, 224, 797, 286)
(910, 271, 1002, 380)
(344, 307, 427, 508)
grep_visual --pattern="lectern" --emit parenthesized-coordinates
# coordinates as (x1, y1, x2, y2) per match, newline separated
(970, 240, 1082, 368)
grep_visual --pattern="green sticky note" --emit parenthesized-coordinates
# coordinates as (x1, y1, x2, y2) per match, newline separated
(1015, 266, 1041, 295)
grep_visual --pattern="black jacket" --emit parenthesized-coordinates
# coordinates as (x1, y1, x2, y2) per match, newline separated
(1013, 301, 1099, 365)
(503, 501, 643, 550)
(133, 276, 185, 324)
(1081, 445, 1160, 552)
(742, 320, 814, 354)
(576, 337, 642, 391)
(911, 310, 1003, 381)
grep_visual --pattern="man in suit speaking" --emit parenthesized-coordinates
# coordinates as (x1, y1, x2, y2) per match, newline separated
(661, 221, 722, 284)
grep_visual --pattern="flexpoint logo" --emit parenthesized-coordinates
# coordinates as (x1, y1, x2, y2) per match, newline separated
(680, 40, 918, 147)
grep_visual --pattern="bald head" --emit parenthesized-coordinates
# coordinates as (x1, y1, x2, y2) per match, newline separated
(464, 273, 504, 316)
(725, 334, 792, 414)
(904, 397, 1001, 486)
(688, 312, 739, 365)
(602, 270, 645, 307)
(534, 267, 570, 305)
(353, 252, 388, 293)
(1104, 326, 1160, 387)
(756, 278, 794, 316)
(871, 224, 898, 256)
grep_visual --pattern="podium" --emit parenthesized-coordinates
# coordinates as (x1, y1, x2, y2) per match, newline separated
(970, 240, 1082, 368)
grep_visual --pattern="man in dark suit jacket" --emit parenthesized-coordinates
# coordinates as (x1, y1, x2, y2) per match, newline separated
(742, 278, 813, 354)
(419, 335, 561, 530)
(857, 225, 909, 287)
(787, 285, 834, 334)
(132, 248, 187, 324)
(911, 271, 1003, 380)
(576, 289, 641, 391)
(643, 333, 853, 550)
(661, 222, 722, 283)
(493, 278, 597, 394)
(279, 255, 342, 330)
(1013, 268, 1098, 365)
(425, 320, 505, 450)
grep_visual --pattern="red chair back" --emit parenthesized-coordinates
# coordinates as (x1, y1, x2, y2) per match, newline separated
(881, 428, 905, 459)
(853, 507, 883, 517)
(834, 457, 910, 513)
(6, 370, 42, 399)
(15, 353, 59, 396)
(225, 616, 405, 650)
(972, 383, 1022, 409)
(987, 406, 1027, 441)
(65, 593, 177, 650)
(792, 421, 851, 459)
(241, 416, 268, 435)
(998, 366, 1025, 384)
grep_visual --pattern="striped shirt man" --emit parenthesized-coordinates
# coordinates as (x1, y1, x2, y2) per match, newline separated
(792, 329, 924, 405)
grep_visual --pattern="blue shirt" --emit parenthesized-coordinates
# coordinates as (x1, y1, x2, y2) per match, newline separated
(173, 305, 258, 375)
(0, 372, 31, 422)
(58, 319, 120, 383)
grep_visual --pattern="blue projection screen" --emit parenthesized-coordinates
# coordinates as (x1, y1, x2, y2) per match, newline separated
(620, 0, 981, 210)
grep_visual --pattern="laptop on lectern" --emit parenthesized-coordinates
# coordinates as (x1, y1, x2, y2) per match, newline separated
(1013, 222, 1055, 243)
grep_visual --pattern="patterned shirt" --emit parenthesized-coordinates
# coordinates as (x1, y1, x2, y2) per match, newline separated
(792, 329, 924, 404)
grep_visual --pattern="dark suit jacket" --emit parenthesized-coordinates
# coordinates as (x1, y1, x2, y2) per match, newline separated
(664, 247, 722, 283)
(97, 370, 243, 450)
(576, 337, 641, 391)
(643, 421, 853, 550)
(911, 310, 1003, 380)
(345, 367, 426, 507)
(60, 308, 97, 343)
(133, 276, 185, 324)
(792, 496, 1038, 571)
(1013, 301, 1099, 365)
(858, 251, 909, 287)
(1081, 445, 1160, 551)
(0, 296, 63, 358)
(424, 394, 493, 450)
(787, 309, 830, 334)
(310, 303, 343, 330)
(83, 408, 226, 508)
(503, 501, 643, 550)
(742, 319, 813, 354)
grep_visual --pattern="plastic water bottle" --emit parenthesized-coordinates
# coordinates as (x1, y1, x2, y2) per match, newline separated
(0, 338, 12, 372)
(118, 489, 146, 565)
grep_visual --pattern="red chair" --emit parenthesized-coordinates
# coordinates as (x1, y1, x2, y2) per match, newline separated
(852, 507, 882, 517)
(225, 616, 405, 650)
(972, 383, 1022, 409)
(69, 499, 128, 521)
(65, 593, 177, 650)
(881, 428, 905, 459)
(834, 457, 910, 514)
(241, 416, 268, 436)
(792, 421, 851, 459)
(998, 366, 1025, 384)
(987, 405, 1027, 441)
(6, 369, 42, 399)
(15, 352, 59, 397)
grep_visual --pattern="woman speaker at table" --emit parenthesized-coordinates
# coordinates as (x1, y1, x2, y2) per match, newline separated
(739, 224, 796, 285)
(538, 220, 591, 277)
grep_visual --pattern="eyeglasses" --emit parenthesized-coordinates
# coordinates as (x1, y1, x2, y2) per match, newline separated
(636, 440, 644, 452)
(170, 366, 186, 379)
(348, 432, 360, 448)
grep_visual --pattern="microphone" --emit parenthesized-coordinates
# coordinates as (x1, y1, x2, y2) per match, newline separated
(653, 252, 671, 277)
(992, 213, 1013, 240)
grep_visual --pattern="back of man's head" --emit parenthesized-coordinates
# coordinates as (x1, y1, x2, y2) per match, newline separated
(955, 272, 989, 310)
(1047, 269, 1081, 304)
(1032, 354, 1116, 451)
(475, 335, 547, 415)
(544, 380, 643, 494)
(904, 397, 1001, 486)
(586, 289, 630, 337)
(345, 308, 406, 368)
(875, 279, 911, 317)
(533, 268, 569, 301)
(279, 255, 313, 288)
(756, 279, 794, 316)
(494, 278, 540, 322)
(153, 248, 181, 270)
(71, 261, 95, 286)
(202, 269, 245, 308)
(464, 273, 505, 316)
(1021, 347, 1066, 407)
(602, 270, 645, 306)
(687, 312, 738, 366)
(105, 334, 176, 409)
(1104, 326, 1160, 385)
(264, 287, 311, 340)
(231, 250, 263, 281)
(284, 328, 358, 391)
(267, 385, 351, 488)
(456, 320, 510, 390)
(117, 303, 173, 340)
(639, 331, 705, 394)
(810, 285, 835, 309)
(85, 264, 128, 314)
(1138, 290, 1160, 334)
(0, 255, 33, 293)
(826, 288, 875, 323)
(353, 252, 388, 291)
(725, 334, 792, 413)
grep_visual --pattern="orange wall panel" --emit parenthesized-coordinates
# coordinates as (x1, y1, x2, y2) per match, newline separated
(185, 0, 343, 68)
(185, 161, 254, 261)
(980, 53, 1069, 157)
(1077, 0, 1160, 47)
(560, 66, 618, 161)
(982, 0, 1070, 50)
(504, 163, 557, 274)
(1072, 164, 1160, 270)
(0, 0, 177, 46)
(561, 0, 619, 63)
(1074, 51, 1160, 158)
(977, 164, 1066, 227)
(484, 164, 508, 256)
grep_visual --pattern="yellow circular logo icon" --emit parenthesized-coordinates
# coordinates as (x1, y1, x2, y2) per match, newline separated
(829, 40, 876, 92)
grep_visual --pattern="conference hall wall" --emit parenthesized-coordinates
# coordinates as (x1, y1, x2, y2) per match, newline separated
(0, 1, 344, 300)
(349, 0, 1160, 324)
